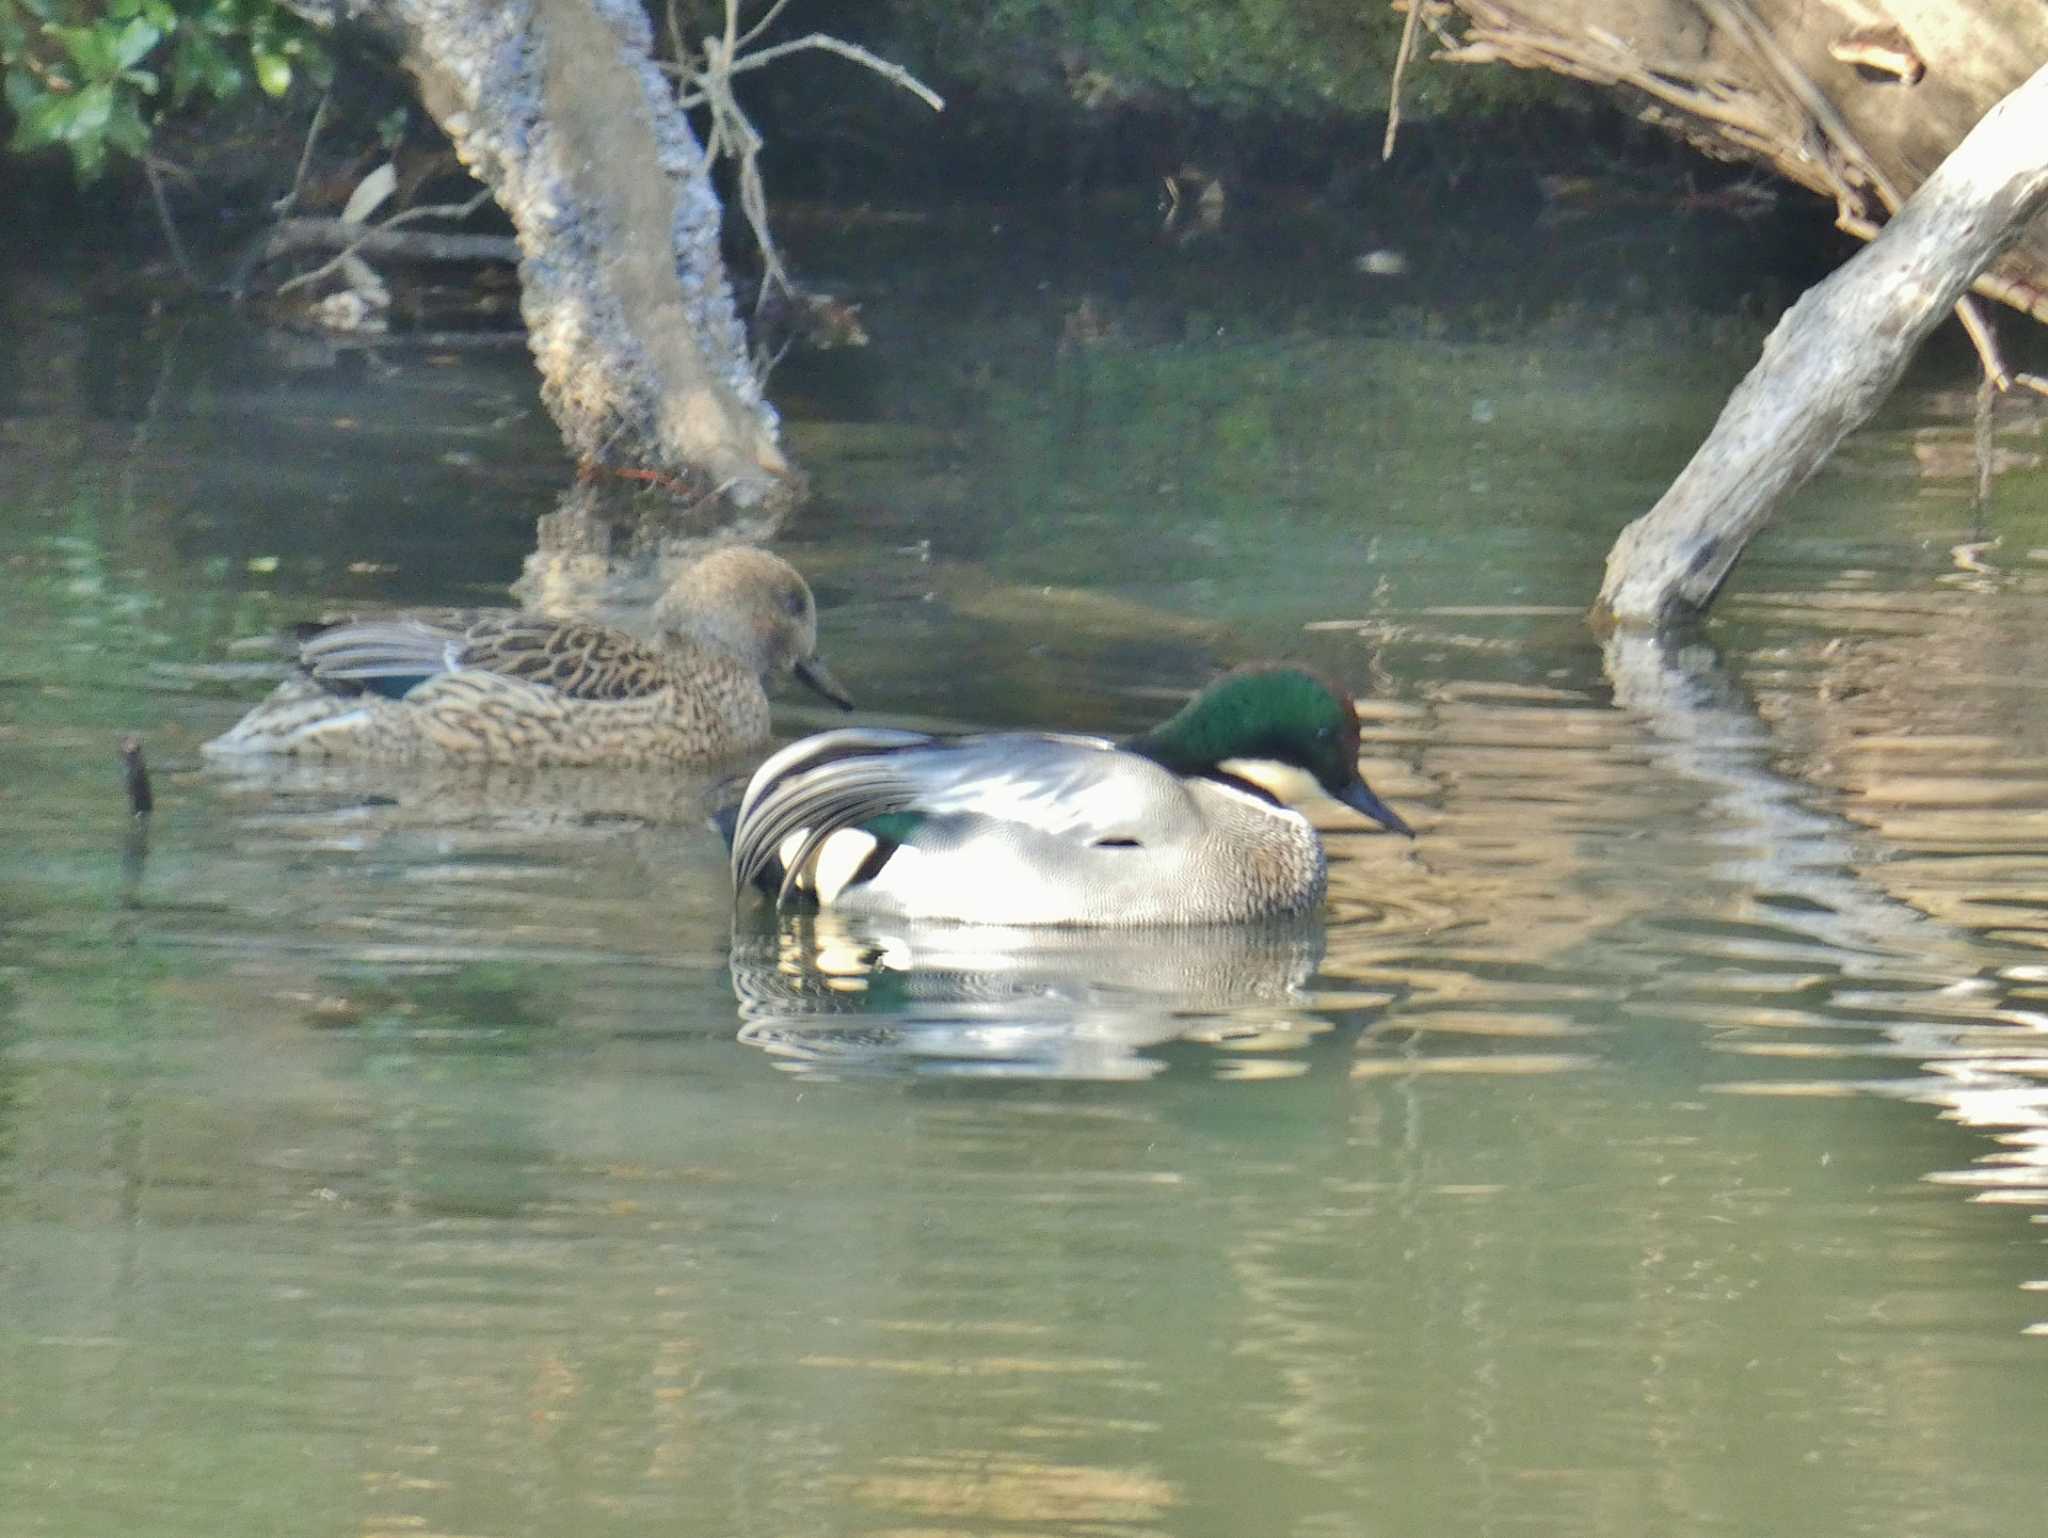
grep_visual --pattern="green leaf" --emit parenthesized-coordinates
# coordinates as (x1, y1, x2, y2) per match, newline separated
(10, 88, 77, 153)
(69, 130, 106, 180)
(50, 24, 119, 80)
(111, 17, 164, 72)
(3, 67, 40, 116)
(170, 31, 241, 103)
(104, 93, 150, 155)
(62, 80, 115, 143)
(9, 80, 112, 178)
(252, 48, 289, 98)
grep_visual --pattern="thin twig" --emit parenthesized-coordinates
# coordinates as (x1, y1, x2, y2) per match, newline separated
(1954, 295, 2010, 392)
(141, 155, 200, 288)
(382, 187, 499, 232)
(735, 0, 796, 51)
(1696, 0, 1895, 216)
(664, 0, 942, 338)
(1384, 0, 1424, 161)
(724, 35, 944, 111)
(272, 189, 500, 297)
(276, 87, 332, 218)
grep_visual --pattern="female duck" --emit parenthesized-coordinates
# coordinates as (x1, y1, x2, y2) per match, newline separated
(205, 545, 853, 766)
(728, 663, 1413, 926)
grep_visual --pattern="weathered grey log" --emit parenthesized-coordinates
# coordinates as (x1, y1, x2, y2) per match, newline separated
(245, 218, 520, 269)
(227, 217, 520, 296)
(1594, 61, 2048, 630)
(312, 1, 794, 517)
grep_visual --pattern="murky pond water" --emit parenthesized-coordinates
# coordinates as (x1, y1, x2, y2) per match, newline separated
(3, 206, 2045, 1537)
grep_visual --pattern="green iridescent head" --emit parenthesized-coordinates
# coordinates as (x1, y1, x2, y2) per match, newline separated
(1125, 663, 1413, 836)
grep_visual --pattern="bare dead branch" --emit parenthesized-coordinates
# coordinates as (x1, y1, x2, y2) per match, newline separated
(1954, 295, 2011, 392)
(270, 189, 503, 298)
(662, 0, 941, 337)
(724, 34, 944, 112)
(141, 155, 199, 288)
(276, 87, 332, 218)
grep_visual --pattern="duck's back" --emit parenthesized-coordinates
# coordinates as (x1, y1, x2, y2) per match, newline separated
(840, 778, 1316, 925)
(754, 732, 1327, 925)
(205, 632, 772, 765)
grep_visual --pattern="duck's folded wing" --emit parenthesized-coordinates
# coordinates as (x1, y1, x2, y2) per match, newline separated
(730, 729, 1181, 901)
(299, 618, 471, 697)
(304, 614, 669, 702)
(731, 728, 940, 895)
(454, 617, 672, 700)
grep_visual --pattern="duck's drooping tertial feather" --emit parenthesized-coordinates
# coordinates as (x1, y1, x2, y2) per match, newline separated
(727, 663, 1412, 927)
(204, 546, 852, 766)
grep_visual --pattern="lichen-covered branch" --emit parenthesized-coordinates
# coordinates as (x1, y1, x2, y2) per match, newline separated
(341, 0, 794, 515)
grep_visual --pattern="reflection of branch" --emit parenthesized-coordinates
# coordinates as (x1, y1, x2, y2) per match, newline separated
(1602, 631, 1957, 967)
(1605, 634, 2048, 1213)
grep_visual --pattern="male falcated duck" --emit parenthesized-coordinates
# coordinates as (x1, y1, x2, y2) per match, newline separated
(205, 546, 852, 766)
(728, 663, 1414, 926)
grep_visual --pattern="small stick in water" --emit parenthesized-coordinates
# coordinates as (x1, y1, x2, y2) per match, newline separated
(120, 735, 154, 818)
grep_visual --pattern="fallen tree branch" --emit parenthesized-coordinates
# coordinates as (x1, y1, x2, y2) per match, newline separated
(232, 206, 514, 296)
(1434, 2, 2048, 329)
(269, 188, 501, 297)
(1595, 62, 2048, 632)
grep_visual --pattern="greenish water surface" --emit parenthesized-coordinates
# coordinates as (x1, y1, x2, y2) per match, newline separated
(2, 206, 2045, 1538)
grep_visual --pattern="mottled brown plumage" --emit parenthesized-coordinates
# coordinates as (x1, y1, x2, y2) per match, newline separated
(205, 546, 851, 766)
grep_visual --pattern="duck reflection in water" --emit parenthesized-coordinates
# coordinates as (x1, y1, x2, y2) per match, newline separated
(728, 911, 1329, 1080)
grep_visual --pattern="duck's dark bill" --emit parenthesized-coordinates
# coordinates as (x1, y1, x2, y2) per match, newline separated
(795, 655, 856, 711)
(1339, 778, 1415, 838)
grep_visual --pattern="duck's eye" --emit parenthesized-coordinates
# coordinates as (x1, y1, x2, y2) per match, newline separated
(1092, 837, 1142, 849)
(783, 589, 809, 619)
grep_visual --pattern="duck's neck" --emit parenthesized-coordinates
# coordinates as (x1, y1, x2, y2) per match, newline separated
(1122, 691, 1243, 778)
(1122, 666, 1341, 779)
(657, 627, 731, 672)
